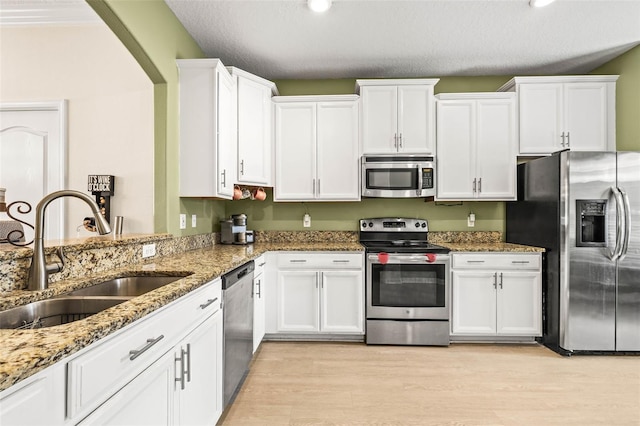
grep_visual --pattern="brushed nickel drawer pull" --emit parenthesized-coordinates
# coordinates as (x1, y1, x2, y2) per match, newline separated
(332, 259, 350, 263)
(511, 260, 531, 264)
(290, 259, 307, 263)
(199, 297, 218, 309)
(466, 260, 485, 263)
(129, 335, 165, 361)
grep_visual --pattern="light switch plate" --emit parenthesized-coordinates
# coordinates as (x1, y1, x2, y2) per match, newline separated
(303, 213, 311, 228)
(191, 214, 197, 228)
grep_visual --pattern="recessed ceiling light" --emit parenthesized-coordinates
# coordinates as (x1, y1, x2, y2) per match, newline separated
(530, 0, 556, 7)
(308, 0, 332, 13)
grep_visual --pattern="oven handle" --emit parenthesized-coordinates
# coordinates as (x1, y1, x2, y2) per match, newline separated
(367, 254, 449, 263)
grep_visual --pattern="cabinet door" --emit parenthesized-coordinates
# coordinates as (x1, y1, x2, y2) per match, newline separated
(361, 86, 398, 154)
(78, 351, 174, 426)
(277, 270, 319, 332)
(274, 102, 316, 200)
(237, 77, 272, 185)
(217, 68, 237, 198)
(518, 83, 563, 154)
(316, 101, 360, 201)
(475, 98, 516, 200)
(320, 270, 364, 333)
(451, 270, 497, 335)
(175, 312, 224, 426)
(564, 83, 609, 152)
(397, 85, 434, 154)
(436, 100, 476, 199)
(253, 272, 266, 352)
(496, 271, 542, 336)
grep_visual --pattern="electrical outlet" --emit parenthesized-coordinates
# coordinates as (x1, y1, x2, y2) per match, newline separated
(142, 243, 156, 258)
(467, 213, 476, 228)
(191, 214, 197, 228)
(303, 213, 311, 228)
(179, 214, 187, 229)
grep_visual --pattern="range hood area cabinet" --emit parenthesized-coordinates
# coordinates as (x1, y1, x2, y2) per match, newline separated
(498, 75, 618, 155)
(177, 59, 237, 199)
(435, 93, 517, 201)
(356, 79, 439, 155)
(273, 95, 360, 202)
(228, 67, 278, 187)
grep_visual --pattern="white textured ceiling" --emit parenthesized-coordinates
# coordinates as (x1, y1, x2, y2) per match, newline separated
(165, 0, 640, 80)
(1, 0, 639, 80)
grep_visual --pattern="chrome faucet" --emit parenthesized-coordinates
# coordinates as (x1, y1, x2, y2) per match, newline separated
(27, 190, 111, 291)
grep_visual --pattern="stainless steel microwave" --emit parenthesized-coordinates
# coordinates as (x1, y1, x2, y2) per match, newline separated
(361, 155, 436, 198)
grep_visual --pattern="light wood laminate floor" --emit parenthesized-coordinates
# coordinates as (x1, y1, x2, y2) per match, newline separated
(220, 341, 640, 426)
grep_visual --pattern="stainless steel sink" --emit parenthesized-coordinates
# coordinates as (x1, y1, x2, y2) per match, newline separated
(61, 275, 189, 297)
(0, 297, 130, 330)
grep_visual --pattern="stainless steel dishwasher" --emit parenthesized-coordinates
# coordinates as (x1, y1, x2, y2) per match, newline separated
(221, 260, 254, 407)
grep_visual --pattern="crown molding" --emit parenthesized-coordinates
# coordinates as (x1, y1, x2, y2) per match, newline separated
(0, 0, 101, 26)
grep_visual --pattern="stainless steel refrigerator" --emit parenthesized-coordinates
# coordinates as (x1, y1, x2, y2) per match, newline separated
(506, 151, 639, 354)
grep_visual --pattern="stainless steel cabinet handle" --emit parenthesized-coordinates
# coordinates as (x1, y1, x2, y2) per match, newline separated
(493, 272, 497, 289)
(256, 278, 261, 298)
(130, 335, 165, 361)
(566, 132, 570, 147)
(473, 178, 477, 193)
(560, 132, 566, 147)
(221, 169, 226, 186)
(290, 259, 307, 263)
(499, 272, 503, 289)
(511, 260, 530, 264)
(175, 348, 186, 390)
(240, 159, 244, 175)
(185, 343, 191, 383)
(317, 179, 321, 195)
(466, 260, 485, 263)
(478, 178, 482, 193)
(394, 133, 398, 148)
(258, 262, 266, 267)
(312, 179, 316, 196)
(199, 297, 218, 309)
(399, 133, 403, 148)
(332, 259, 350, 263)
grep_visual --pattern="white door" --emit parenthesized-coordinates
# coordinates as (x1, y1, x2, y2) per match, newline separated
(361, 86, 398, 154)
(451, 270, 497, 335)
(277, 270, 319, 332)
(436, 100, 475, 200)
(475, 98, 516, 200)
(496, 271, 542, 336)
(237, 77, 271, 185)
(0, 102, 66, 242)
(397, 85, 434, 154)
(217, 69, 237, 198)
(274, 102, 316, 200)
(518, 83, 563, 154)
(78, 351, 174, 426)
(320, 270, 364, 333)
(175, 313, 223, 425)
(564, 83, 609, 152)
(316, 101, 360, 201)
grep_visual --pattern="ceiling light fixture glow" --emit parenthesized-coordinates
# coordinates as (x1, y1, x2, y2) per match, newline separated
(308, 0, 332, 13)
(530, 0, 556, 7)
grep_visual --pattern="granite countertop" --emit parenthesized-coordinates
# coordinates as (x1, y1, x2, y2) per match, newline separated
(0, 237, 542, 392)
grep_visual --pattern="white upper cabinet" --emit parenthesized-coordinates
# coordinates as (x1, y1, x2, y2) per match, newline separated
(356, 79, 439, 155)
(274, 95, 360, 201)
(436, 93, 516, 201)
(228, 67, 278, 186)
(178, 59, 237, 199)
(498, 76, 618, 155)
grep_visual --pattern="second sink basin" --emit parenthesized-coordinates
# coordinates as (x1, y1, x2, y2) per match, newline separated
(62, 275, 189, 297)
(0, 297, 130, 330)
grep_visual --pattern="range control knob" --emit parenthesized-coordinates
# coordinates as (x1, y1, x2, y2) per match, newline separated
(368, 222, 374, 228)
(415, 222, 420, 228)
(361, 222, 367, 228)
(421, 222, 427, 228)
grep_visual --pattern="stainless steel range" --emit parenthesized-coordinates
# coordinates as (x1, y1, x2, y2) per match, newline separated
(360, 218, 451, 346)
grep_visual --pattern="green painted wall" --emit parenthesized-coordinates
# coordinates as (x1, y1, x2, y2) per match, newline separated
(592, 44, 640, 152)
(87, 0, 226, 236)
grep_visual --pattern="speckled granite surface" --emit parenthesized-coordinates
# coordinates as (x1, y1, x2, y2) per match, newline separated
(0, 230, 543, 392)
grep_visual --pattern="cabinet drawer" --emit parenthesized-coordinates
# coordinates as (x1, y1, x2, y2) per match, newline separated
(67, 279, 221, 420)
(276, 252, 363, 269)
(254, 255, 267, 277)
(452, 253, 541, 270)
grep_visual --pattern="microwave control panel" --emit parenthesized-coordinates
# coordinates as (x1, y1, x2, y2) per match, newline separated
(422, 168, 434, 189)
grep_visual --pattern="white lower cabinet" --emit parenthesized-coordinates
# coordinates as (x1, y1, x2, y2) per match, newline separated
(253, 255, 267, 353)
(450, 253, 542, 339)
(67, 278, 224, 425)
(271, 252, 364, 335)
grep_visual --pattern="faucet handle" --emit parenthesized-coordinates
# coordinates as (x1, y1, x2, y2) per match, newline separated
(45, 247, 66, 274)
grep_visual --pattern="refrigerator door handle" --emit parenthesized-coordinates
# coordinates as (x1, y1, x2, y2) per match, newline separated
(610, 186, 626, 261)
(619, 186, 631, 261)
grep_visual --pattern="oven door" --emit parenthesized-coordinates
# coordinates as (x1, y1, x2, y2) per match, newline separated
(366, 253, 450, 320)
